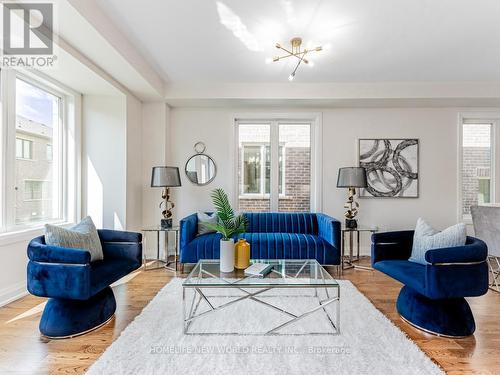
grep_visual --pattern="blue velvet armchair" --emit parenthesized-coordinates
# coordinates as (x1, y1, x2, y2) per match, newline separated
(372, 231, 489, 337)
(27, 229, 142, 338)
(180, 212, 341, 266)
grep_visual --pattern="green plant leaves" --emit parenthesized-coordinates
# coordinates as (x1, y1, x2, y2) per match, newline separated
(201, 188, 248, 240)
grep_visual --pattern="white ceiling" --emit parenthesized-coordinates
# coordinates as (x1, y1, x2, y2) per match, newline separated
(96, 0, 500, 84)
(60, 0, 165, 99)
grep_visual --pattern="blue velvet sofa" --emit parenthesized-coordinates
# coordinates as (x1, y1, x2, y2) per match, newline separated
(372, 231, 489, 337)
(180, 212, 341, 265)
(27, 229, 142, 338)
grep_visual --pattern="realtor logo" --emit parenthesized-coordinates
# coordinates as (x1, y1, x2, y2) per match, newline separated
(1, 2, 57, 68)
(3, 2, 53, 55)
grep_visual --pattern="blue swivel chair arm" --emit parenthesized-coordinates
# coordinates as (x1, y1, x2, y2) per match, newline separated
(98, 229, 142, 264)
(180, 213, 198, 251)
(98, 229, 141, 243)
(27, 237, 91, 264)
(425, 237, 487, 264)
(27, 237, 91, 299)
(316, 213, 341, 250)
(371, 230, 414, 264)
(424, 237, 489, 299)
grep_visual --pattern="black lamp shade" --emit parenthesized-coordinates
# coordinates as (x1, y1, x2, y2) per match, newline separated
(336, 167, 367, 188)
(151, 166, 181, 187)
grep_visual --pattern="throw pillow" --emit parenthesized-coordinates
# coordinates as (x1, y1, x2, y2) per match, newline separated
(197, 212, 218, 235)
(409, 218, 466, 265)
(45, 216, 103, 262)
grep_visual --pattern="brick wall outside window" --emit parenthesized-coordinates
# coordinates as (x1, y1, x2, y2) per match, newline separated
(278, 148, 310, 212)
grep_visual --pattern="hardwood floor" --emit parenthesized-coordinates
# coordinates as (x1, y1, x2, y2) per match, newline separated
(0, 259, 498, 374)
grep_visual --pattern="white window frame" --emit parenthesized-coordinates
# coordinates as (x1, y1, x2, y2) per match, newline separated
(234, 113, 322, 212)
(458, 113, 499, 223)
(240, 142, 285, 198)
(15, 137, 33, 160)
(0, 69, 81, 236)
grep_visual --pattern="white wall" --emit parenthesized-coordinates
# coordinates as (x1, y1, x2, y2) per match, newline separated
(322, 108, 458, 231)
(141, 102, 170, 227)
(82, 93, 145, 232)
(170, 109, 236, 219)
(82, 94, 127, 229)
(160, 107, 473, 254)
(0, 234, 38, 306)
(141, 102, 177, 259)
(125, 95, 144, 231)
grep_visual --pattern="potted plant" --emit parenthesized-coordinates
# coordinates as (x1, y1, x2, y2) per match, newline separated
(202, 188, 248, 272)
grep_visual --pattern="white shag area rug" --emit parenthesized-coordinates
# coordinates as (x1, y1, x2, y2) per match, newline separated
(87, 278, 443, 375)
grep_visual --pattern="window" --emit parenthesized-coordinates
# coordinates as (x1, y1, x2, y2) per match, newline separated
(461, 122, 494, 218)
(16, 138, 33, 159)
(0, 70, 78, 232)
(24, 180, 51, 201)
(13, 78, 62, 225)
(241, 144, 284, 195)
(242, 145, 263, 194)
(237, 121, 312, 212)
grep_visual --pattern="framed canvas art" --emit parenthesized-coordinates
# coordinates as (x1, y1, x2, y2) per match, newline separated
(358, 138, 419, 198)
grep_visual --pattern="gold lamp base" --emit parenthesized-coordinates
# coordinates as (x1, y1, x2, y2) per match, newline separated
(160, 187, 175, 228)
(344, 187, 360, 228)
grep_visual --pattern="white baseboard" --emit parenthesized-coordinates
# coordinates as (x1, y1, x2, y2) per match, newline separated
(0, 282, 28, 307)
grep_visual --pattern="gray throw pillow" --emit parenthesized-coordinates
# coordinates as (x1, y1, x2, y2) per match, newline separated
(197, 212, 218, 235)
(45, 216, 103, 262)
(409, 218, 466, 265)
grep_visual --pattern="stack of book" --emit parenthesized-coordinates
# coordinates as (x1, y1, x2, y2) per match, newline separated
(243, 263, 273, 278)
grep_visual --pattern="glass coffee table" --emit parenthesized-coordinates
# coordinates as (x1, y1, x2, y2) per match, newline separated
(182, 259, 340, 335)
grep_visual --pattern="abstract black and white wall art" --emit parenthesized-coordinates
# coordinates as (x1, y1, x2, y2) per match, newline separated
(358, 139, 419, 198)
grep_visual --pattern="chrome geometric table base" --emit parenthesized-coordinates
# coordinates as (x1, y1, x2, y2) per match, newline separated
(182, 262, 340, 336)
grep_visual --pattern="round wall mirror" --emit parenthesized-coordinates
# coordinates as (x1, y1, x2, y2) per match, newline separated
(185, 154, 217, 185)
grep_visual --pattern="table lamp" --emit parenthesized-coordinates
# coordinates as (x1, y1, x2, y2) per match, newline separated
(151, 166, 181, 228)
(336, 167, 367, 229)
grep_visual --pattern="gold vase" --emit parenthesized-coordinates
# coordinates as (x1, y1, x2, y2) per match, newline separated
(234, 238, 250, 270)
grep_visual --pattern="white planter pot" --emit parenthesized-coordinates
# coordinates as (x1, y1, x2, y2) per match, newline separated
(220, 239, 235, 272)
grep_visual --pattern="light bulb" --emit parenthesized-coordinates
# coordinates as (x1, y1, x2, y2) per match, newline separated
(308, 60, 315, 67)
(288, 73, 295, 81)
(265, 57, 272, 64)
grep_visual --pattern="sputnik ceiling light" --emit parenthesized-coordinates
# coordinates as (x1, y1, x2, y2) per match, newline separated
(267, 37, 322, 81)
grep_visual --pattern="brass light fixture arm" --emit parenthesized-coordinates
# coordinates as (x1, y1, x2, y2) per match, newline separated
(290, 51, 309, 77)
(271, 37, 322, 79)
(274, 46, 310, 64)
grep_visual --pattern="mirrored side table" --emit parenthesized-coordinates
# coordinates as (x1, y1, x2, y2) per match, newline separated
(142, 226, 180, 271)
(341, 225, 378, 273)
